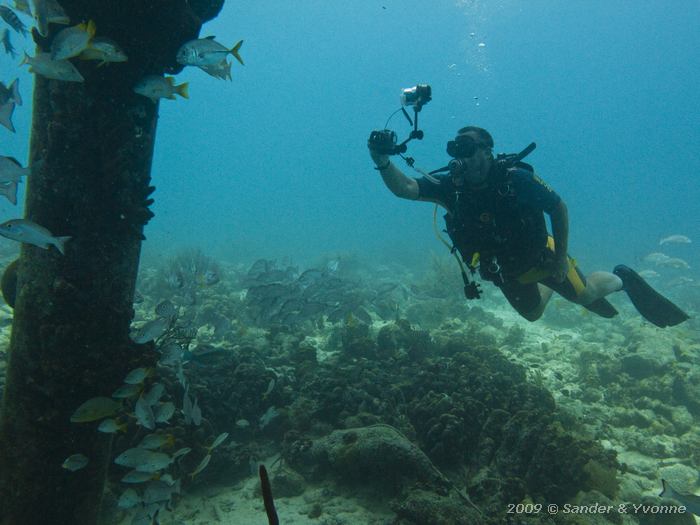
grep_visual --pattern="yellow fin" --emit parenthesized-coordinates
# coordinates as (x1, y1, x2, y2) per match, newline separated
(86, 19, 96, 39)
(176, 82, 189, 99)
(230, 40, 244, 65)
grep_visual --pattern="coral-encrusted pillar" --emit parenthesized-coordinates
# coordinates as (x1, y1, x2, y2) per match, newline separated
(0, 1, 223, 523)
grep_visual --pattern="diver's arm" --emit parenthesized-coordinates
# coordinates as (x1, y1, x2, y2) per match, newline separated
(549, 199, 569, 262)
(370, 151, 419, 200)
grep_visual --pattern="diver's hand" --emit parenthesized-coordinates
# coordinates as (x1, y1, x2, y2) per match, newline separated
(550, 256, 569, 283)
(369, 150, 390, 169)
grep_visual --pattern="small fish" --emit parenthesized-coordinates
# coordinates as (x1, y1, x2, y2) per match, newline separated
(0, 156, 30, 183)
(143, 479, 179, 505)
(155, 300, 177, 319)
(207, 432, 229, 452)
(121, 469, 155, 484)
(172, 447, 191, 460)
(62, 453, 89, 471)
(0, 219, 70, 253)
(20, 52, 84, 82)
(190, 454, 211, 479)
(182, 389, 193, 425)
(1, 28, 16, 58)
(637, 270, 660, 279)
(659, 234, 691, 245)
(191, 397, 202, 426)
(117, 488, 141, 509)
(643, 252, 670, 264)
(657, 257, 691, 270)
(176, 37, 244, 67)
(98, 418, 127, 433)
(0, 6, 27, 35)
(33, 0, 69, 37)
(51, 20, 96, 60)
(134, 76, 188, 102)
(114, 448, 173, 473)
(263, 378, 275, 398)
(154, 401, 176, 423)
(142, 383, 165, 406)
(0, 181, 17, 205)
(0, 78, 21, 132)
(123, 367, 152, 385)
(235, 418, 250, 428)
(659, 479, 700, 516)
(112, 383, 142, 399)
(79, 36, 127, 64)
(130, 317, 168, 343)
(138, 433, 175, 451)
(135, 395, 156, 430)
(198, 60, 232, 81)
(70, 396, 121, 422)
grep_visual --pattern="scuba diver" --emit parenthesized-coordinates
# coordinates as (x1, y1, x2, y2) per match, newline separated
(367, 124, 689, 327)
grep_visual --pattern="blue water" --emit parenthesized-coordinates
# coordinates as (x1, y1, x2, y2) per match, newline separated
(2, 0, 699, 274)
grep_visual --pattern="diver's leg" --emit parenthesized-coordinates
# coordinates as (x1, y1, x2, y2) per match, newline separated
(577, 271, 623, 304)
(499, 281, 552, 322)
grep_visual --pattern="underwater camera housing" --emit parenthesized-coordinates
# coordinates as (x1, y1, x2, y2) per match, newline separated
(400, 84, 432, 110)
(368, 84, 432, 160)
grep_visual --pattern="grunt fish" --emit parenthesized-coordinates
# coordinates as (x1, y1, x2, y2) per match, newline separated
(79, 36, 127, 64)
(62, 453, 89, 471)
(0, 219, 70, 253)
(33, 0, 69, 37)
(20, 52, 84, 82)
(134, 75, 188, 102)
(98, 418, 127, 433)
(70, 397, 121, 423)
(130, 317, 168, 343)
(135, 395, 155, 430)
(117, 488, 140, 509)
(123, 367, 153, 385)
(1, 28, 16, 58)
(51, 20, 96, 60)
(0, 181, 17, 205)
(114, 448, 173, 473)
(0, 156, 30, 183)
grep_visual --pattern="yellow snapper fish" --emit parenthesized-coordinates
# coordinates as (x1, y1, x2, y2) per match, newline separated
(70, 396, 121, 422)
(79, 36, 127, 65)
(33, 0, 69, 37)
(0, 218, 71, 254)
(134, 75, 188, 102)
(51, 20, 96, 60)
(20, 52, 84, 82)
(176, 36, 243, 67)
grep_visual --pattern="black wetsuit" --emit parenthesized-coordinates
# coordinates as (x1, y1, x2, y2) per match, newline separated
(416, 162, 561, 279)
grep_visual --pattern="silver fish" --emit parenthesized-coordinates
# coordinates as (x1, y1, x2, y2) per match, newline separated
(143, 479, 179, 504)
(138, 433, 174, 450)
(121, 469, 154, 484)
(1, 28, 16, 58)
(657, 257, 690, 270)
(51, 20, 96, 60)
(62, 453, 88, 471)
(207, 432, 229, 452)
(0, 6, 27, 35)
(134, 76, 188, 102)
(0, 219, 70, 253)
(130, 317, 168, 344)
(659, 234, 691, 245)
(0, 78, 21, 132)
(79, 36, 127, 64)
(176, 37, 244, 67)
(0, 156, 29, 183)
(190, 454, 211, 479)
(20, 52, 84, 82)
(198, 59, 231, 81)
